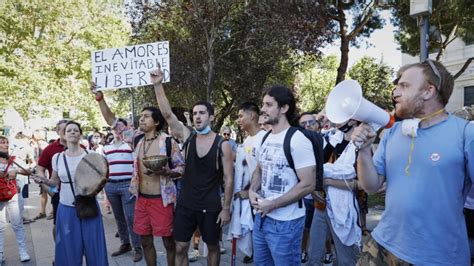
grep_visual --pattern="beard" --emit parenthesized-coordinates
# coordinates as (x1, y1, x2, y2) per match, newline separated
(264, 115, 279, 126)
(395, 97, 424, 119)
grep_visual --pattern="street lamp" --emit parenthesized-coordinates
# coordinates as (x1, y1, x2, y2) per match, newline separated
(410, 0, 432, 61)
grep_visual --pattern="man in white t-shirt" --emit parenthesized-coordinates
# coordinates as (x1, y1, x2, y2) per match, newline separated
(232, 102, 266, 264)
(249, 86, 316, 265)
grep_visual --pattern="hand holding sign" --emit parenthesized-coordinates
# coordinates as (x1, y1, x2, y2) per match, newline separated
(90, 81, 103, 101)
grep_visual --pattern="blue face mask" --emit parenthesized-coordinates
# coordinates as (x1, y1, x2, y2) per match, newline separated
(196, 125, 211, 135)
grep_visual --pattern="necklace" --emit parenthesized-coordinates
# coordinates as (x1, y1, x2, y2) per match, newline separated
(143, 133, 159, 157)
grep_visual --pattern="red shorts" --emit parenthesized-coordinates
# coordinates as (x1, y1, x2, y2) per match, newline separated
(133, 194, 174, 237)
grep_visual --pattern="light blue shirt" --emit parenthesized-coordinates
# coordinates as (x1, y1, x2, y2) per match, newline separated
(372, 115, 473, 265)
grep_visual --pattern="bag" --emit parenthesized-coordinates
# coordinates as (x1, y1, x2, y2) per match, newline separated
(0, 157, 17, 201)
(261, 126, 324, 207)
(74, 195, 99, 219)
(0, 178, 16, 201)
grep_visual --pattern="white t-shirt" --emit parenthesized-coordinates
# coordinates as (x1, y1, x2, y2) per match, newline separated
(243, 130, 266, 177)
(52, 152, 86, 207)
(258, 128, 315, 221)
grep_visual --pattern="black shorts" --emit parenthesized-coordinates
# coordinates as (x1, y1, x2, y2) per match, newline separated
(51, 193, 60, 225)
(173, 204, 221, 245)
(465, 208, 474, 239)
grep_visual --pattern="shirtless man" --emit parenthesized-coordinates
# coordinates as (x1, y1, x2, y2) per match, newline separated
(151, 67, 233, 266)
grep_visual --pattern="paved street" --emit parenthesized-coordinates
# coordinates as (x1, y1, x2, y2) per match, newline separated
(2, 185, 383, 265)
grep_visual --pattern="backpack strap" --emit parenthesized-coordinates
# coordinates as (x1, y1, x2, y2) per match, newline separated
(283, 127, 298, 180)
(133, 134, 145, 150)
(282, 127, 303, 208)
(183, 131, 197, 159)
(260, 130, 272, 146)
(216, 135, 225, 173)
(165, 136, 173, 169)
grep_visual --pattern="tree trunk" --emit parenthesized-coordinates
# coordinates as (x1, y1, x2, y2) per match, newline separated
(206, 56, 215, 103)
(336, 36, 350, 85)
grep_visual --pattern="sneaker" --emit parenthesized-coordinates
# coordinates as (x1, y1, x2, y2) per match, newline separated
(323, 252, 333, 264)
(19, 249, 30, 262)
(243, 255, 253, 264)
(301, 251, 308, 263)
(133, 248, 143, 262)
(188, 248, 199, 262)
(111, 243, 132, 257)
(46, 212, 54, 220)
(219, 242, 225, 254)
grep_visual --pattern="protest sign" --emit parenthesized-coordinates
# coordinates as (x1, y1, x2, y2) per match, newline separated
(91, 41, 170, 90)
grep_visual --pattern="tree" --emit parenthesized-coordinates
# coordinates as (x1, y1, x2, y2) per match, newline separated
(296, 55, 339, 113)
(296, 55, 394, 113)
(391, 0, 474, 79)
(326, 0, 386, 84)
(122, 0, 333, 130)
(0, 0, 130, 127)
(348, 56, 394, 110)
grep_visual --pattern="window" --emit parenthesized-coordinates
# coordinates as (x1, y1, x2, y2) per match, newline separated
(465, 86, 474, 106)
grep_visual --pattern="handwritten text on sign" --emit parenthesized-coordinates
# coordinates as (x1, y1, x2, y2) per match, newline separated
(92, 41, 170, 90)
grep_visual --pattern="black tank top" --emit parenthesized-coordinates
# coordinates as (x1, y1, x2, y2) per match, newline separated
(177, 134, 223, 211)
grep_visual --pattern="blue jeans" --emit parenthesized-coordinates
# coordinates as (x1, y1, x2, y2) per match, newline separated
(104, 181, 140, 249)
(253, 214, 305, 266)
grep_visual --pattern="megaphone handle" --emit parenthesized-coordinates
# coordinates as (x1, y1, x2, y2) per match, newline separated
(353, 122, 381, 152)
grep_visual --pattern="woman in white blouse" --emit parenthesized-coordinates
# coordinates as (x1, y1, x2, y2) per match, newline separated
(33, 121, 108, 266)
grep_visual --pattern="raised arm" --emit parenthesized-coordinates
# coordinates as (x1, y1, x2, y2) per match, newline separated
(90, 81, 116, 126)
(150, 68, 191, 142)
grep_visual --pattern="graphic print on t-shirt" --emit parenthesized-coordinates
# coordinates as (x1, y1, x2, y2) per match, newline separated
(259, 141, 292, 198)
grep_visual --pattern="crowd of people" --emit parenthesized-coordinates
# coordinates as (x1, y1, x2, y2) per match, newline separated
(0, 59, 472, 266)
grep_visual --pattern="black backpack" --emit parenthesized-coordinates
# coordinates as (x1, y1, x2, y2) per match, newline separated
(261, 127, 324, 206)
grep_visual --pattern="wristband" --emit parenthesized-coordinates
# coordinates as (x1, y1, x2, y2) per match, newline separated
(95, 92, 104, 102)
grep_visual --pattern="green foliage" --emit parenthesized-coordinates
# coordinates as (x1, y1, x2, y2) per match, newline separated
(348, 56, 394, 110)
(296, 55, 394, 113)
(296, 55, 339, 113)
(391, 0, 474, 57)
(123, 0, 332, 129)
(0, 0, 130, 127)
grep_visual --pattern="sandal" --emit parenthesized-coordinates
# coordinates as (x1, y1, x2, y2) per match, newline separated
(34, 213, 46, 220)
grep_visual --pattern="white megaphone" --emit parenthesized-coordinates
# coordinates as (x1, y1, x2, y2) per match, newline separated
(325, 80, 394, 128)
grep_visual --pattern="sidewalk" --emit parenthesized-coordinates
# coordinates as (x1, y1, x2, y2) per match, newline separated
(3, 185, 383, 265)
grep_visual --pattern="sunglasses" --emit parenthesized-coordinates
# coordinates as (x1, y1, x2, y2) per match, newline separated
(300, 119, 317, 127)
(421, 59, 442, 91)
(223, 133, 230, 136)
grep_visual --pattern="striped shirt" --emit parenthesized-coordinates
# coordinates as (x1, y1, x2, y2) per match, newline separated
(102, 141, 134, 181)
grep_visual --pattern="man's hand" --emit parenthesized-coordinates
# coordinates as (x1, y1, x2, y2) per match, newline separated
(351, 123, 376, 150)
(234, 190, 249, 200)
(216, 208, 231, 227)
(31, 174, 46, 184)
(249, 189, 262, 209)
(184, 111, 190, 119)
(254, 198, 276, 217)
(90, 81, 103, 101)
(150, 66, 164, 86)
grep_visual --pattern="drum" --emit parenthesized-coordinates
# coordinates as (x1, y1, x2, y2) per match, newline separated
(75, 153, 108, 196)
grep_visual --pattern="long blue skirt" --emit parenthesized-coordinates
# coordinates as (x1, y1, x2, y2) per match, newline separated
(55, 203, 108, 266)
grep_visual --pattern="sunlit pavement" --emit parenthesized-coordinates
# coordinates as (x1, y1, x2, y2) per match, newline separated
(3, 185, 382, 265)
